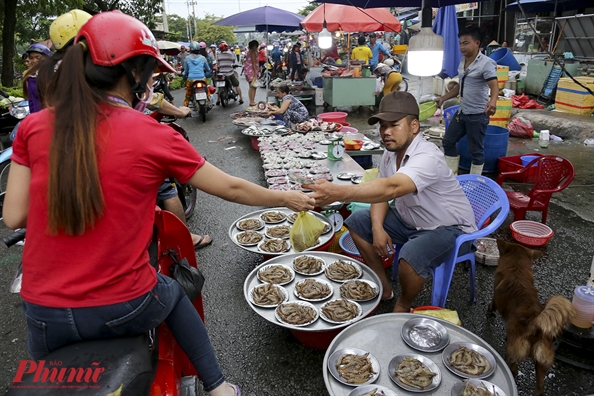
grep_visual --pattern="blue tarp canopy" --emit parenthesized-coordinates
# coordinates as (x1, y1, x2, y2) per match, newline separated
(505, 0, 585, 13)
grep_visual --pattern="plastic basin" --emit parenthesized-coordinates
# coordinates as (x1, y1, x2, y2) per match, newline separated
(339, 126, 359, 134)
(510, 220, 554, 247)
(319, 112, 348, 123)
(344, 139, 364, 150)
(489, 48, 521, 71)
(520, 155, 540, 167)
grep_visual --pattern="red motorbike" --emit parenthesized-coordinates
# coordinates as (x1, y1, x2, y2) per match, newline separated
(5, 208, 205, 396)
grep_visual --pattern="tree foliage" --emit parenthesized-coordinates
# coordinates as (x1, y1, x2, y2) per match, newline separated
(193, 14, 236, 46)
(298, 3, 318, 16)
(163, 14, 190, 42)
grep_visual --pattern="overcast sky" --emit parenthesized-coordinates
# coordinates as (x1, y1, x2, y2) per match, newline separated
(164, 0, 312, 19)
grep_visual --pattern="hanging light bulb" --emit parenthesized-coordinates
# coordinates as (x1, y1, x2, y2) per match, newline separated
(267, 44, 273, 51)
(407, 2, 444, 76)
(318, 4, 332, 49)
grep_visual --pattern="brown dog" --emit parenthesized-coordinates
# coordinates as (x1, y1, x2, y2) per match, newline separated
(489, 240, 576, 396)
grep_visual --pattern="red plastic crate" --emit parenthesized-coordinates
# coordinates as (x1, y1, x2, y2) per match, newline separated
(497, 152, 544, 182)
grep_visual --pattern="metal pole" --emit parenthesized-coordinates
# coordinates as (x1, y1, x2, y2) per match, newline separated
(192, 1, 198, 39)
(162, 0, 168, 33)
(186, 0, 192, 40)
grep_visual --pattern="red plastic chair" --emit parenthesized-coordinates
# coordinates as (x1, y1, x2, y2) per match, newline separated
(496, 155, 575, 224)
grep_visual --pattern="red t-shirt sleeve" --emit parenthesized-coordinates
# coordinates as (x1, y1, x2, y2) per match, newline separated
(163, 129, 205, 184)
(10, 113, 38, 167)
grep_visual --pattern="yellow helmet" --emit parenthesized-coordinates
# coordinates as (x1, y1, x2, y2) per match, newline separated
(50, 9, 92, 51)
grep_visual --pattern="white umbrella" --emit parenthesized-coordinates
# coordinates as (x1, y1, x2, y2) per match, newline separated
(157, 40, 181, 51)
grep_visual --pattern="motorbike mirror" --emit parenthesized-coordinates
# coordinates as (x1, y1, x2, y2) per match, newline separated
(0, 89, 8, 98)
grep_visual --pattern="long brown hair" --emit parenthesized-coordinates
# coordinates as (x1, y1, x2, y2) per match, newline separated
(47, 43, 104, 235)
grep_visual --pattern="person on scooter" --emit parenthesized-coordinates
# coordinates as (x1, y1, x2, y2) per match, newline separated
(270, 43, 283, 79)
(183, 41, 211, 107)
(201, 44, 216, 85)
(37, 9, 93, 109)
(257, 43, 267, 80)
(373, 62, 403, 106)
(3, 11, 314, 396)
(216, 42, 243, 105)
(22, 43, 51, 114)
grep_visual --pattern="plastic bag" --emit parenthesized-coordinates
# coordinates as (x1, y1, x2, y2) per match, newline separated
(511, 94, 544, 109)
(250, 79, 261, 88)
(508, 116, 534, 138)
(290, 211, 325, 252)
(362, 168, 379, 183)
(169, 251, 205, 302)
(412, 308, 462, 326)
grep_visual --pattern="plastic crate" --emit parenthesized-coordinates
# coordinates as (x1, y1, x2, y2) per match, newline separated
(497, 153, 544, 182)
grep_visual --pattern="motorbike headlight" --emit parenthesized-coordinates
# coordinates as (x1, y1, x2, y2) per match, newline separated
(11, 105, 29, 120)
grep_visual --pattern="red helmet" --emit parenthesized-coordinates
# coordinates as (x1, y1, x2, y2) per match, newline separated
(75, 11, 174, 73)
(219, 42, 228, 52)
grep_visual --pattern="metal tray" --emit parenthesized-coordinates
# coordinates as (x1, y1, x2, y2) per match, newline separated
(401, 317, 450, 353)
(230, 208, 334, 256)
(328, 348, 381, 387)
(323, 314, 518, 396)
(348, 385, 399, 396)
(442, 342, 496, 380)
(388, 354, 441, 392)
(450, 379, 507, 396)
(244, 252, 382, 332)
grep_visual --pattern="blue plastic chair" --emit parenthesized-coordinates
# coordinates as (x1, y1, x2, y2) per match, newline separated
(429, 175, 510, 307)
(443, 105, 459, 130)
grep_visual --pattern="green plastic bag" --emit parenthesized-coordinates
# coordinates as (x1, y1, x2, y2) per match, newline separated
(290, 211, 325, 252)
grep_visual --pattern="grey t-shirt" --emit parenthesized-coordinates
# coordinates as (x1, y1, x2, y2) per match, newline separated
(458, 53, 497, 115)
(378, 134, 478, 234)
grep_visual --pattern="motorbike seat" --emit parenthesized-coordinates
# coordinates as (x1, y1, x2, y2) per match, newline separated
(6, 333, 155, 396)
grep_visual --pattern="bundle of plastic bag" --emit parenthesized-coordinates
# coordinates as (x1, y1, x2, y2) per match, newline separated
(512, 94, 544, 109)
(508, 116, 534, 138)
(290, 211, 326, 252)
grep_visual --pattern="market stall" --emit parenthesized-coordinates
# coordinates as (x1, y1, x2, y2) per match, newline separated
(301, 4, 402, 109)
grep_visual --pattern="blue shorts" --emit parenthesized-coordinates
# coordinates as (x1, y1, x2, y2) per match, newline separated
(345, 208, 471, 279)
(157, 178, 178, 201)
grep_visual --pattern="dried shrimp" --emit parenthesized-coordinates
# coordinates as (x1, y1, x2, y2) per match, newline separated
(237, 218, 263, 230)
(293, 255, 324, 274)
(251, 284, 286, 306)
(259, 239, 289, 253)
(322, 223, 332, 233)
(361, 389, 386, 396)
(321, 299, 360, 322)
(295, 279, 331, 300)
(395, 356, 437, 390)
(266, 225, 291, 239)
(335, 353, 376, 384)
(236, 231, 263, 245)
(460, 381, 498, 396)
(326, 260, 360, 281)
(340, 280, 378, 300)
(449, 346, 492, 376)
(260, 211, 286, 223)
(276, 303, 317, 325)
(258, 265, 293, 284)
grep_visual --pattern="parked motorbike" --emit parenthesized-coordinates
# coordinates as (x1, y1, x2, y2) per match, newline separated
(214, 66, 240, 108)
(0, 89, 29, 151)
(150, 112, 197, 219)
(272, 60, 287, 81)
(152, 72, 175, 103)
(258, 57, 273, 89)
(3, 208, 206, 396)
(191, 80, 213, 123)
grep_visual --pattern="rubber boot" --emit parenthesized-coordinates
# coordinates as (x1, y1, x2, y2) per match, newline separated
(470, 163, 484, 175)
(445, 155, 460, 176)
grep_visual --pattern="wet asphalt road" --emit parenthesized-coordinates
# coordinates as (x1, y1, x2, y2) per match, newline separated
(1, 82, 593, 396)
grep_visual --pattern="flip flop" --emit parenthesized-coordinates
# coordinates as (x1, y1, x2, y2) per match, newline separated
(381, 290, 395, 301)
(231, 384, 241, 396)
(193, 235, 213, 250)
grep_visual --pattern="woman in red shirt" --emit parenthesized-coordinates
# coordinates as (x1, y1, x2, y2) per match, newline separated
(4, 12, 314, 396)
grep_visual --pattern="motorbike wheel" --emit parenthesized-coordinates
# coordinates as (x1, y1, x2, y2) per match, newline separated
(177, 182, 197, 219)
(220, 90, 228, 108)
(199, 105, 206, 123)
(0, 161, 10, 193)
(398, 78, 409, 92)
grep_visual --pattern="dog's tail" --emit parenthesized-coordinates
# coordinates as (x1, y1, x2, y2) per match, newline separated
(531, 295, 576, 338)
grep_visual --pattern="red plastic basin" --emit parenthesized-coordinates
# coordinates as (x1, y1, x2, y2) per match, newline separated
(319, 112, 348, 123)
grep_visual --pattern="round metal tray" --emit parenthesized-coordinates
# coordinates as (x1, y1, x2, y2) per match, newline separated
(401, 317, 450, 353)
(244, 252, 382, 332)
(323, 314, 518, 396)
(328, 348, 381, 387)
(442, 342, 496, 380)
(230, 208, 334, 256)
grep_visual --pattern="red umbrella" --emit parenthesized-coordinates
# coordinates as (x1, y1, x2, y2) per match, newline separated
(301, 4, 401, 33)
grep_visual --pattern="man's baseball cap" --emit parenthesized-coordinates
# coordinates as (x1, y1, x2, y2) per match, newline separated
(367, 91, 419, 125)
(369, 33, 377, 38)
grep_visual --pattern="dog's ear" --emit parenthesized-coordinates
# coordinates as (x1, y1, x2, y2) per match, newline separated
(496, 239, 510, 254)
(530, 249, 544, 262)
